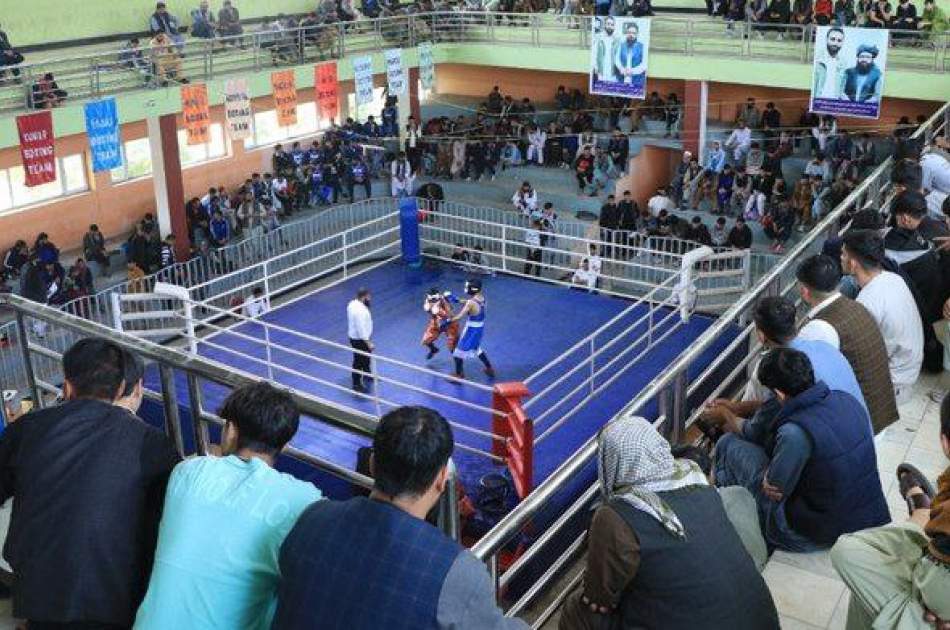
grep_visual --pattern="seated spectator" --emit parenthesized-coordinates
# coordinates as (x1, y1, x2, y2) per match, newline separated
(725, 121, 752, 165)
(763, 202, 795, 253)
(813, 0, 835, 22)
(272, 406, 524, 629)
(190, 0, 217, 38)
(218, 0, 243, 38)
(796, 254, 899, 434)
(762, 0, 792, 34)
(712, 216, 729, 246)
(150, 2, 185, 53)
(716, 164, 736, 214)
(841, 230, 924, 403)
(712, 347, 889, 552)
(892, 0, 919, 29)
(134, 382, 320, 629)
(919, 0, 949, 32)
(65, 258, 94, 300)
(570, 257, 598, 290)
(0, 338, 180, 627)
(921, 138, 950, 196)
(150, 32, 184, 85)
(867, 0, 892, 26)
(391, 151, 414, 198)
(243, 286, 269, 318)
(82, 224, 110, 275)
(160, 234, 177, 268)
(574, 147, 596, 196)
(834, 0, 857, 23)
(512, 184, 537, 220)
(559, 417, 779, 630)
(2, 240, 28, 278)
(119, 37, 152, 85)
(0, 23, 24, 82)
(30, 73, 67, 109)
(32, 232, 58, 264)
(831, 394, 950, 629)
(647, 187, 674, 217)
(792, 0, 814, 24)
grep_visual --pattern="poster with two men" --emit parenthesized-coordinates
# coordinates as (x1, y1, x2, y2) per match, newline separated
(810, 25, 889, 119)
(590, 17, 652, 99)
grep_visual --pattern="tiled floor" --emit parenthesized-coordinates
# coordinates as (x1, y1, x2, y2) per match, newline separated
(761, 370, 949, 630)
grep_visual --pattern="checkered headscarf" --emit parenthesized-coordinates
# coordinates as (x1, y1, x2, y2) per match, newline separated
(597, 416, 709, 539)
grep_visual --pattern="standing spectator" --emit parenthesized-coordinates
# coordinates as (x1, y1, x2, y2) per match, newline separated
(159, 234, 177, 269)
(523, 219, 543, 277)
(149, 2, 185, 53)
(0, 23, 24, 81)
(761, 102, 781, 146)
(841, 230, 923, 403)
(272, 406, 524, 630)
(0, 339, 180, 627)
(347, 288, 374, 394)
(664, 93, 681, 138)
(512, 181, 538, 217)
(796, 255, 899, 434)
(2, 240, 28, 278)
(736, 97, 761, 129)
(134, 382, 321, 629)
(190, 0, 217, 39)
(599, 194, 620, 256)
(560, 417, 779, 630)
(208, 209, 231, 248)
(647, 187, 675, 217)
(608, 129, 629, 173)
(83, 224, 110, 275)
(831, 395, 950, 630)
(391, 152, 414, 198)
(32, 232, 58, 264)
(218, 0, 243, 39)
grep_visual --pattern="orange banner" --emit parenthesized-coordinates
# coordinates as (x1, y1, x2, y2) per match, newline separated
(180, 83, 210, 146)
(315, 62, 339, 125)
(271, 70, 298, 128)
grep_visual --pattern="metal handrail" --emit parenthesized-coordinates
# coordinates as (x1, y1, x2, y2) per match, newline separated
(471, 100, 949, 621)
(0, 12, 945, 115)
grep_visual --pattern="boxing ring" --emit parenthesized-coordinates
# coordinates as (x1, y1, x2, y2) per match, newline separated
(123, 200, 747, 521)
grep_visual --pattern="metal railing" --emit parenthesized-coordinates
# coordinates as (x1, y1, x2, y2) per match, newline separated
(1, 12, 945, 115)
(471, 99, 949, 628)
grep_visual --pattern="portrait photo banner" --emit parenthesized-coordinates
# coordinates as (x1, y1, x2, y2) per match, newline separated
(589, 16, 652, 99)
(810, 26, 889, 119)
(84, 97, 122, 173)
(271, 70, 298, 127)
(418, 42, 435, 90)
(16, 111, 56, 187)
(224, 78, 252, 141)
(353, 56, 375, 106)
(385, 48, 407, 95)
(181, 83, 211, 146)
(315, 62, 340, 124)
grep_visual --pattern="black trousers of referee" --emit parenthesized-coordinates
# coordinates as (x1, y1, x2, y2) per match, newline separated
(350, 338, 372, 389)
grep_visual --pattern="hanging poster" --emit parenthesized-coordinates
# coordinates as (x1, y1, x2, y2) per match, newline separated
(418, 42, 435, 91)
(385, 48, 407, 95)
(810, 26, 888, 120)
(353, 56, 375, 106)
(16, 111, 56, 187)
(223, 78, 252, 141)
(84, 97, 122, 172)
(589, 16, 652, 99)
(315, 62, 339, 124)
(271, 70, 298, 127)
(181, 83, 211, 145)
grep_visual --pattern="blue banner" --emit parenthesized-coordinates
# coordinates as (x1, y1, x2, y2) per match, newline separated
(84, 98, 122, 172)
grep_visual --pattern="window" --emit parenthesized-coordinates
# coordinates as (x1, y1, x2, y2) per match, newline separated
(0, 153, 89, 213)
(246, 102, 321, 148)
(110, 138, 154, 183)
(347, 87, 387, 123)
(177, 123, 228, 166)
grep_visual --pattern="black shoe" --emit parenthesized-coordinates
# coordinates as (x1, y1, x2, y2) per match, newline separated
(427, 346, 440, 360)
(352, 383, 367, 394)
(484, 366, 496, 378)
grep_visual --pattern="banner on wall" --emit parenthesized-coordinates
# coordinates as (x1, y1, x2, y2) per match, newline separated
(418, 42, 435, 91)
(271, 70, 298, 127)
(181, 83, 211, 145)
(385, 48, 407, 95)
(315, 62, 339, 124)
(16, 111, 56, 187)
(84, 97, 122, 173)
(223, 78, 252, 141)
(353, 56, 375, 107)
(809, 26, 888, 120)
(589, 17, 652, 99)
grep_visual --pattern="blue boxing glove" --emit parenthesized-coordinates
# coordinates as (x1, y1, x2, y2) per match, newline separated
(443, 291, 460, 305)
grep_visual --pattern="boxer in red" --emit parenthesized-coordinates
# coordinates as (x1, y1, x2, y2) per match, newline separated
(422, 288, 460, 360)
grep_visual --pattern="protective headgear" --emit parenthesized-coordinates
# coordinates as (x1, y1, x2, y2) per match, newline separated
(424, 287, 442, 313)
(464, 279, 482, 295)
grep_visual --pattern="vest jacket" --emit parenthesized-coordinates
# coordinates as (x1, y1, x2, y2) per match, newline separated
(776, 382, 890, 545)
(272, 497, 461, 630)
(807, 295, 899, 433)
(612, 486, 779, 630)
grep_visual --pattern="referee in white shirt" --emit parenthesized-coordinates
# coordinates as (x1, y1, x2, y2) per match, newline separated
(347, 288, 374, 393)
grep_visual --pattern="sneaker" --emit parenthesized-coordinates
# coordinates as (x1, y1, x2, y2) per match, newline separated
(426, 346, 440, 360)
(484, 366, 496, 378)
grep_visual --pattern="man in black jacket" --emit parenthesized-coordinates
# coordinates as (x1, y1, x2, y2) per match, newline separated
(616, 191, 640, 261)
(0, 338, 180, 627)
(728, 217, 754, 249)
(599, 194, 620, 258)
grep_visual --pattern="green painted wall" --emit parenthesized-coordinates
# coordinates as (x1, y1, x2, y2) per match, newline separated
(0, 42, 944, 149)
(4, 0, 315, 47)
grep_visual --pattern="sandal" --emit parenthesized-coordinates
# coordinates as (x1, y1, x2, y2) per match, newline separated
(897, 463, 936, 515)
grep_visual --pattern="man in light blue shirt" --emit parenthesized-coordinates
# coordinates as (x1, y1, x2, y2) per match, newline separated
(704, 141, 726, 175)
(134, 382, 322, 630)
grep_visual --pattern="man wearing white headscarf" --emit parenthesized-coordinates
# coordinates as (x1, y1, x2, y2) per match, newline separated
(559, 417, 778, 630)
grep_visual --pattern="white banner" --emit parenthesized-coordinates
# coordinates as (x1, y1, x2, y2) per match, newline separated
(809, 26, 888, 120)
(223, 78, 252, 140)
(385, 48, 407, 95)
(589, 17, 652, 100)
(353, 56, 375, 106)
(418, 42, 435, 91)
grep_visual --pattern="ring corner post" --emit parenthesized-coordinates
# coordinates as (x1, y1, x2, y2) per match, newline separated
(491, 381, 533, 500)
